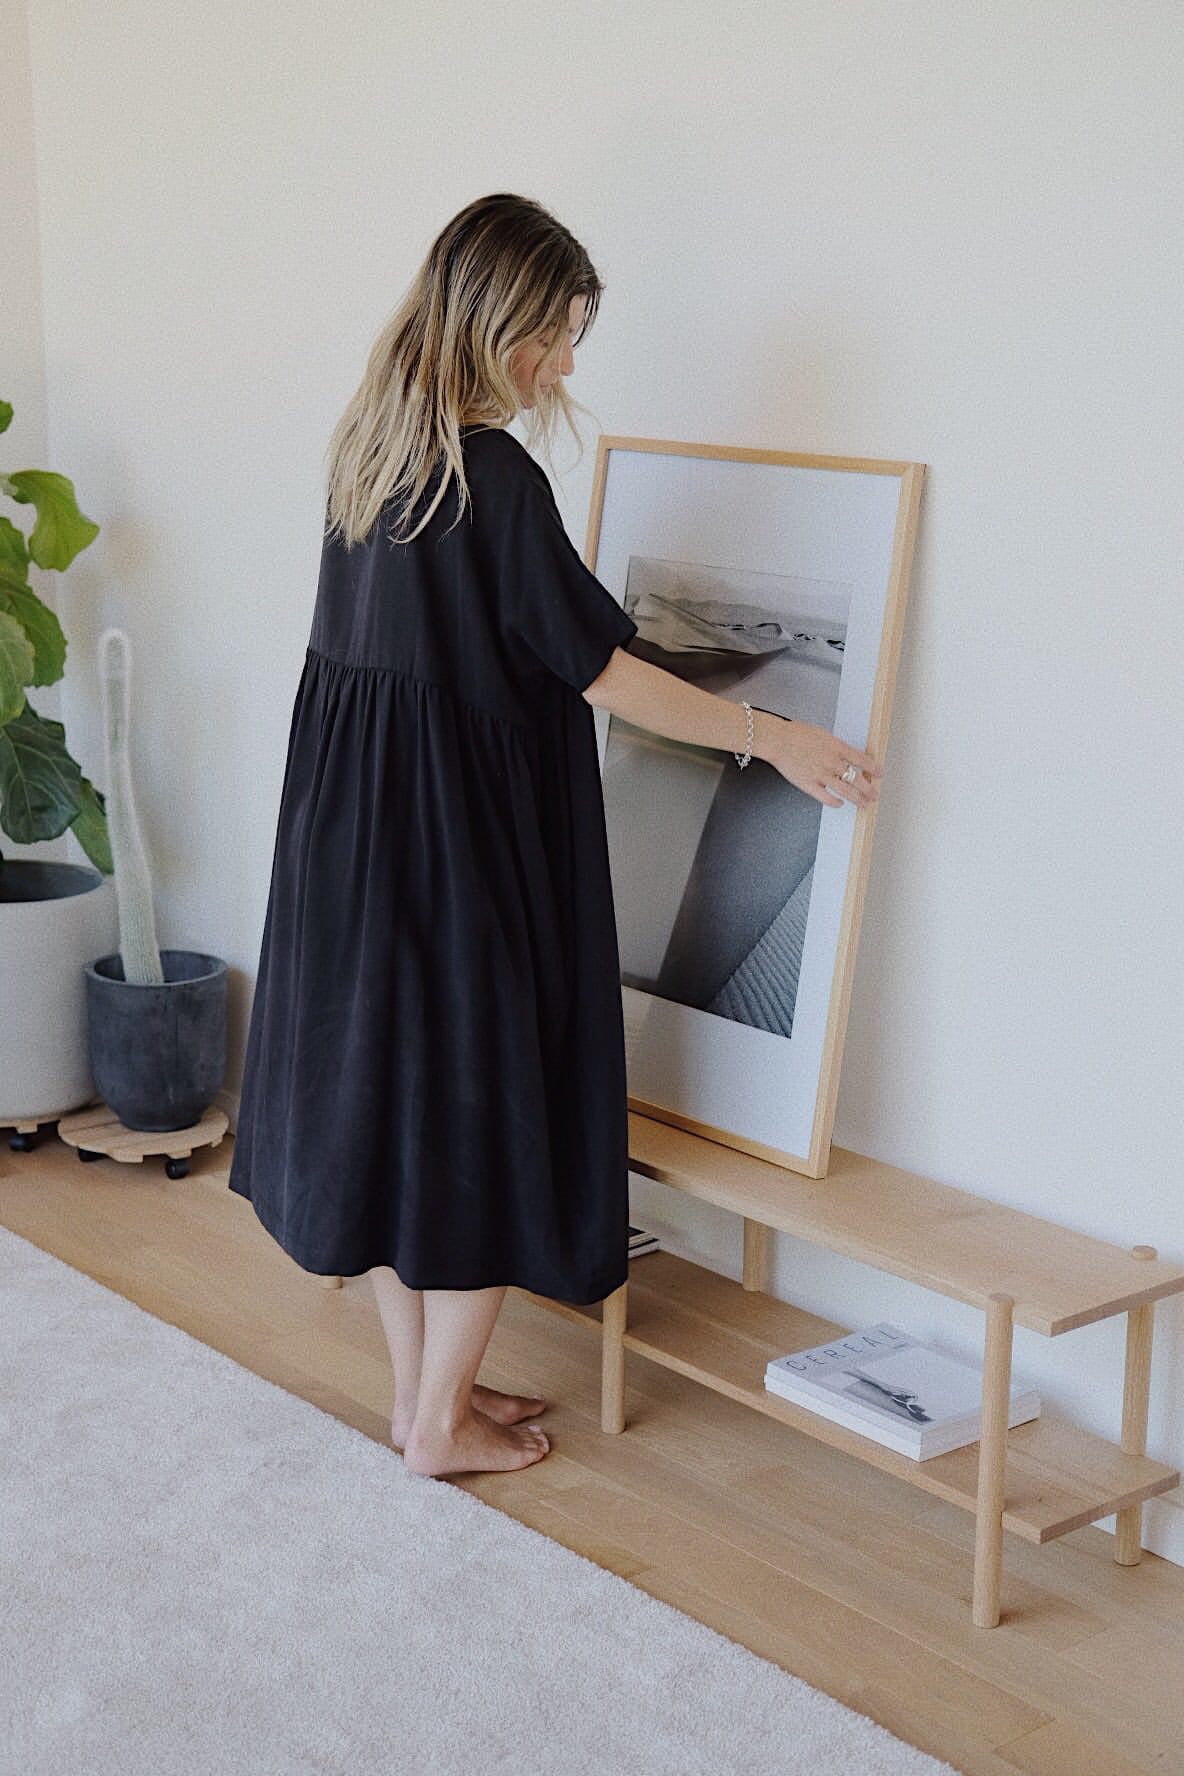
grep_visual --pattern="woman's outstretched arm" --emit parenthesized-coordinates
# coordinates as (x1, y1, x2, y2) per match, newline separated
(583, 646, 884, 810)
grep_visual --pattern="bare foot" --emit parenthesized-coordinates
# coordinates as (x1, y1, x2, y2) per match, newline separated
(472, 1383, 546, 1425)
(403, 1410, 551, 1477)
(391, 1384, 546, 1448)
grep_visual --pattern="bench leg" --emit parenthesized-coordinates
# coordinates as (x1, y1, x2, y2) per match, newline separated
(601, 1281, 628, 1433)
(1115, 1245, 1158, 1565)
(972, 1291, 1015, 1628)
(742, 1217, 770, 1292)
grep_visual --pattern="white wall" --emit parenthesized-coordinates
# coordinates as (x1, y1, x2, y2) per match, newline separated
(18, 1, 1184, 1561)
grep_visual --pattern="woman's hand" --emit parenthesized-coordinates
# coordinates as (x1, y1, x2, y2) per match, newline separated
(754, 710, 884, 808)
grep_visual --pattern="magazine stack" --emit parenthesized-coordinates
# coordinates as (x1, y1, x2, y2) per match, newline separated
(764, 1322, 1040, 1461)
(628, 1224, 659, 1258)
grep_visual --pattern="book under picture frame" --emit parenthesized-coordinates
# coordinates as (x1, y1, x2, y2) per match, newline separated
(580, 434, 926, 1179)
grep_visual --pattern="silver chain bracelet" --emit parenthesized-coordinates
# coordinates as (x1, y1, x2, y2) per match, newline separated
(733, 701, 754, 770)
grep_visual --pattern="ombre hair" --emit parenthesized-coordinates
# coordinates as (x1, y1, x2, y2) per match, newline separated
(323, 194, 605, 549)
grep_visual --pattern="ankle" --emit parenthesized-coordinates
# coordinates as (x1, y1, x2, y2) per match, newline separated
(410, 1400, 471, 1438)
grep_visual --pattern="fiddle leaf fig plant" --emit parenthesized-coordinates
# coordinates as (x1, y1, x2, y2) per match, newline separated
(0, 397, 112, 874)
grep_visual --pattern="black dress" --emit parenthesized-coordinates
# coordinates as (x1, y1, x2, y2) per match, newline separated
(227, 425, 639, 1305)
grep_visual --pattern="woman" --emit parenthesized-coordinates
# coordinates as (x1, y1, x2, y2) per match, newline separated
(228, 192, 882, 1480)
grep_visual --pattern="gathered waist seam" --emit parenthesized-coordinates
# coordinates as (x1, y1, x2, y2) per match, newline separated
(305, 645, 534, 737)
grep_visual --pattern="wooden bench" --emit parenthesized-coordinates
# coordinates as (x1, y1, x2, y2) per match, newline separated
(529, 1112, 1184, 1629)
(323, 1109, 1184, 1628)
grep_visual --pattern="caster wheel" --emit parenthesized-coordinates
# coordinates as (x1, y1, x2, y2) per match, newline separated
(165, 1157, 190, 1180)
(9, 1131, 36, 1152)
(78, 1148, 102, 1163)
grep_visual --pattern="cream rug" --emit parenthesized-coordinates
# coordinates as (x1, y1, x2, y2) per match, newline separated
(0, 1225, 961, 1775)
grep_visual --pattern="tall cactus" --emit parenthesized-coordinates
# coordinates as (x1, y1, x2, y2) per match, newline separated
(98, 627, 163, 985)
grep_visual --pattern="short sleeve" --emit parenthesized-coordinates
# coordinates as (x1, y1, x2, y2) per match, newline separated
(499, 462, 638, 693)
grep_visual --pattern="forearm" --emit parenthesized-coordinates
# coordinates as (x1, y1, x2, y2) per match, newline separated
(583, 646, 785, 763)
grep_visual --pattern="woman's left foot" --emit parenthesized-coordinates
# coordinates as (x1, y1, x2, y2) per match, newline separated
(391, 1384, 546, 1449)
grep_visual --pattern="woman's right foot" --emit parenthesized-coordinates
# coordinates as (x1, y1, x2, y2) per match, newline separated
(403, 1409, 550, 1477)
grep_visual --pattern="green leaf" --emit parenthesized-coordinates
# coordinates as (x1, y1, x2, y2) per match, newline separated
(0, 608, 36, 726)
(0, 582, 67, 687)
(1, 469, 100, 570)
(0, 518, 26, 581)
(0, 699, 85, 845)
(0, 401, 12, 436)
(71, 776, 113, 874)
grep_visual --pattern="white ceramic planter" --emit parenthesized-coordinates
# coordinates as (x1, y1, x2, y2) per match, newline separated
(0, 860, 119, 1125)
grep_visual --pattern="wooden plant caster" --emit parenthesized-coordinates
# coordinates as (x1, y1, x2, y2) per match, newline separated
(56, 1098, 229, 1180)
(5, 1113, 61, 1153)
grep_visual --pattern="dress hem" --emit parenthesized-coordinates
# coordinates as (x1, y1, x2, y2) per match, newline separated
(227, 1174, 628, 1307)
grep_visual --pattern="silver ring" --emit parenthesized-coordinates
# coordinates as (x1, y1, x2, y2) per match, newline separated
(840, 762, 859, 784)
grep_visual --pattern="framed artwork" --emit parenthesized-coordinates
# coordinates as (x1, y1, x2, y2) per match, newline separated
(582, 436, 925, 1179)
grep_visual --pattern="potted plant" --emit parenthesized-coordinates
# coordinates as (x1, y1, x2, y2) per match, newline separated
(82, 625, 227, 1134)
(0, 397, 117, 1138)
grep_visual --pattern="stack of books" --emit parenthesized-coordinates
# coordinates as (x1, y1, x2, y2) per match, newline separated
(628, 1224, 659, 1258)
(764, 1322, 1041, 1460)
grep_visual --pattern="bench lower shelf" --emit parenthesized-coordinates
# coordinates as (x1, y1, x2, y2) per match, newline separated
(520, 1247, 1179, 1613)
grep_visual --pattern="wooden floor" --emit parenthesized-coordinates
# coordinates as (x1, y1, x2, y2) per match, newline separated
(4, 1131, 1184, 1776)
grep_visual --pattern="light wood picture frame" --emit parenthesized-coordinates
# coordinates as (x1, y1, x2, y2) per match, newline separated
(583, 435, 925, 1179)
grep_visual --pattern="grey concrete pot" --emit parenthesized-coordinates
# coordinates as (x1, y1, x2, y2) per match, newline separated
(0, 859, 118, 1127)
(84, 950, 228, 1132)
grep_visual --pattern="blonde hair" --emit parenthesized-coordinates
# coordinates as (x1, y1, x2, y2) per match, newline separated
(323, 193, 605, 549)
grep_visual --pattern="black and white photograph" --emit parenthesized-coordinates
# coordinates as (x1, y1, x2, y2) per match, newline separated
(608, 552, 849, 1036)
